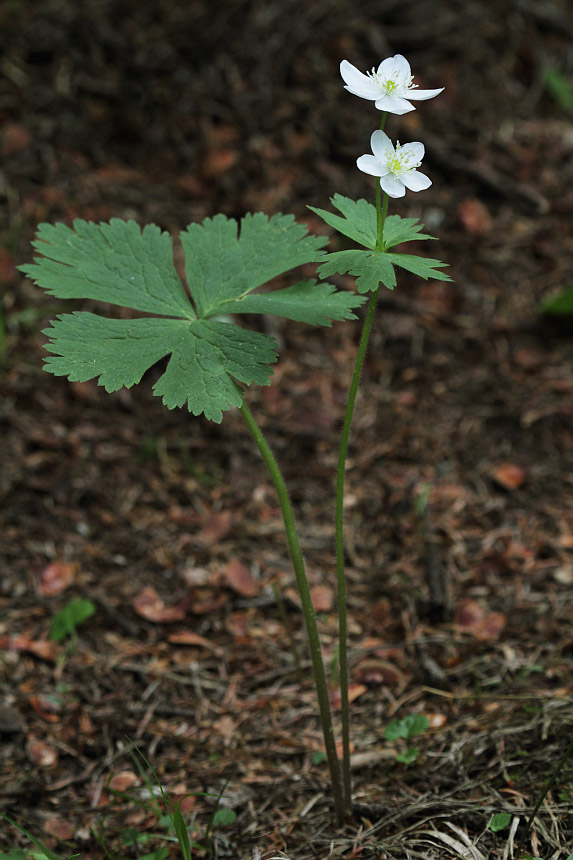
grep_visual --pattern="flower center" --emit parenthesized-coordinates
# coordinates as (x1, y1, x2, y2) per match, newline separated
(368, 68, 417, 95)
(386, 142, 421, 176)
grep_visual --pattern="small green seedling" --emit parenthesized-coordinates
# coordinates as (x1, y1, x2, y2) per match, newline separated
(488, 812, 511, 833)
(384, 713, 429, 763)
(520, 853, 573, 860)
(49, 598, 95, 643)
(544, 69, 573, 116)
(122, 741, 234, 859)
(540, 287, 573, 317)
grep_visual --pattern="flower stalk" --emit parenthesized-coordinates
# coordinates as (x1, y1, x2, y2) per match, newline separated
(239, 399, 346, 824)
(335, 111, 390, 812)
(334, 284, 380, 813)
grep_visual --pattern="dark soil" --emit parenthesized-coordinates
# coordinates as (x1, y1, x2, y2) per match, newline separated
(1, 1, 572, 858)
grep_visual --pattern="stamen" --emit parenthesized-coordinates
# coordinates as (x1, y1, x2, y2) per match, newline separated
(386, 143, 422, 176)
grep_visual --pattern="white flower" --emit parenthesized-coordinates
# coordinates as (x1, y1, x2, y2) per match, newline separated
(357, 130, 431, 198)
(340, 55, 443, 114)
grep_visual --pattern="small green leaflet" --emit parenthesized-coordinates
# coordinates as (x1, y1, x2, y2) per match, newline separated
(383, 216, 437, 250)
(488, 813, 512, 833)
(319, 250, 396, 293)
(310, 194, 451, 294)
(309, 195, 378, 248)
(540, 286, 573, 316)
(386, 253, 451, 282)
(49, 598, 96, 641)
(21, 214, 365, 422)
(384, 714, 429, 742)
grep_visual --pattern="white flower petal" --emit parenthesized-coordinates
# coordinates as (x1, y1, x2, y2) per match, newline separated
(401, 170, 432, 192)
(370, 129, 392, 160)
(402, 142, 425, 162)
(344, 83, 381, 99)
(390, 54, 411, 78)
(374, 94, 415, 114)
(407, 87, 445, 101)
(378, 54, 404, 79)
(380, 174, 406, 197)
(377, 56, 394, 77)
(340, 60, 381, 99)
(356, 154, 386, 176)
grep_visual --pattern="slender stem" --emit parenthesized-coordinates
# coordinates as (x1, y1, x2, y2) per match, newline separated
(335, 285, 380, 813)
(239, 399, 346, 824)
(375, 178, 382, 248)
(375, 112, 388, 251)
(378, 192, 389, 250)
(336, 112, 390, 812)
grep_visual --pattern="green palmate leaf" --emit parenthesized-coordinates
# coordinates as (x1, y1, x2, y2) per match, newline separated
(181, 211, 329, 317)
(387, 253, 452, 281)
(20, 219, 195, 318)
(22, 215, 365, 422)
(318, 250, 396, 293)
(309, 194, 436, 251)
(212, 279, 360, 325)
(43, 314, 276, 422)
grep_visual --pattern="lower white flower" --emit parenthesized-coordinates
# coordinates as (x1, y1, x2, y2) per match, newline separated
(357, 130, 431, 198)
(341, 55, 444, 114)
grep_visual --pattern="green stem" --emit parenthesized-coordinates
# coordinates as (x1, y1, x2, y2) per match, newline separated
(239, 398, 345, 824)
(375, 179, 382, 248)
(334, 285, 380, 813)
(375, 112, 388, 250)
(336, 113, 390, 813)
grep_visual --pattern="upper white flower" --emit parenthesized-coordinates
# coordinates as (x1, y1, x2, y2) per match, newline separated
(341, 55, 444, 114)
(357, 130, 431, 198)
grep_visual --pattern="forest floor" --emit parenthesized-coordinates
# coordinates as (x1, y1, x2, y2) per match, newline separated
(1, 1, 572, 859)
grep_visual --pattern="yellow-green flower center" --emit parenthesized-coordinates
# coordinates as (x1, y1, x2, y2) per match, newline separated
(386, 142, 421, 175)
(367, 68, 416, 95)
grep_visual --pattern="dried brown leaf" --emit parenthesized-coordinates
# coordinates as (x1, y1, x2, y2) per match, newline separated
(133, 586, 186, 623)
(27, 738, 58, 767)
(39, 561, 77, 596)
(491, 463, 527, 490)
(223, 559, 258, 597)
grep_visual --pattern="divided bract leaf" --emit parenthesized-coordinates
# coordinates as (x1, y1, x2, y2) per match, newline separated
(387, 253, 452, 281)
(23, 214, 364, 422)
(309, 195, 377, 249)
(318, 250, 397, 293)
(382, 215, 437, 250)
(309, 195, 436, 252)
